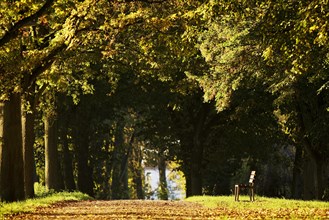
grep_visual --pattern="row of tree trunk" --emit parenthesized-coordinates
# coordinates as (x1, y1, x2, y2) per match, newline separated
(0, 91, 327, 201)
(179, 99, 328, 200)
(0, 92, 148, 201)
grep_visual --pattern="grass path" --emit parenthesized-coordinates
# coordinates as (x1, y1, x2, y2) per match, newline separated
(5, 197, 329, 219)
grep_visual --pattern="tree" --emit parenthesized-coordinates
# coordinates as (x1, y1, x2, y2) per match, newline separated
(243, 0, 329, 200)
(57, 95, 76, 191)
(191, 0, 329, 200)
(22, 87, 38, 198)
(103, 0, 215, 197)
(44, 109, 64, 191)
(0, 0, 115, 201)
(0, 94, 25, 202)
(129, 137, 144, 199)
(0, 0, 81, 201)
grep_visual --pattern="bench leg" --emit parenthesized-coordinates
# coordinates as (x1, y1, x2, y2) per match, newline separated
(234, 185, 239, 201)
(249, 187, 254, 202)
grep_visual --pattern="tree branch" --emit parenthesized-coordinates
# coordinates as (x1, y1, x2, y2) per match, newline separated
(0, 0, 55, 47)
(22, 44, 67, 91)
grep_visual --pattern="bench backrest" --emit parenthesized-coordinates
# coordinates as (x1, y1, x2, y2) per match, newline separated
(249, 171, 256, 185)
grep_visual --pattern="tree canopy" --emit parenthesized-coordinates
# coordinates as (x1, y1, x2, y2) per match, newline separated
(0, 0, 328, 202)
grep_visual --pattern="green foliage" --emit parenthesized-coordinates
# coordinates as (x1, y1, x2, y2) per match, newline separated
(1, 0, 328, 202)
(167, 162, 186, 200)
(189, 0, 329, 199)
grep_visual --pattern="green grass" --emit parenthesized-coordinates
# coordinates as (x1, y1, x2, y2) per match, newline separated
(186, 195, 329, 219)
(0, 183, 92, 217)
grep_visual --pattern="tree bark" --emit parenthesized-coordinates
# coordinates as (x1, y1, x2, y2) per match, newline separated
(158, 154, 168, 200)
(134, 164, 144, 199)
(22, 93, 36, 198)
(191, 136, 203, 196)
(295, 87, 328, 200)
(99, 140, 112, 199)
(185, 170, 192, 198)
(180, 141, 192, 198)
(131, 139, 144, 199)
(301, 138, 328, 200)
(302, 149, 317, 200)
(111, 121, 129, 199)
(120, 152, 129, 199)
(57, 95, 76, 191)
(0, 93, 25, 202)
(61, 128, 76, 191)
(44, 116, 64, 191)
(315, 156, 326, 200)
(291, 145, 303, 199)
(76, 132, 94, 197)
(111, 147, 122, 199)
(190, 103, 209, 196)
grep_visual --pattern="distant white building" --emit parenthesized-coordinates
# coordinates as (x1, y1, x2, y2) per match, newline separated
(144, 166, 185, 200)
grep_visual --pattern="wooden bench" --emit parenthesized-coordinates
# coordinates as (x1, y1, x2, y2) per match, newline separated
(234, 171, 256, 201)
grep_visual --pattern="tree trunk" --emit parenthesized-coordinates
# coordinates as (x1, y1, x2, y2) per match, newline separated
(111, 150, 121, 199)
(0, 93, 25, 202)
(100, 140, 112, 199)
(22, 94, 36, 198)
(131, 140, 144, 199)
(291, 145, 303, 199)
(315, 157, 326, 200)
(120, 152, 129, 199)
(185, 171, 192, 198)
(62, 130, 76, 191)
(302, 150, 317, 200)
(180, 141, 192, 198)
(296, 89, 328, 200)
(180, 134, 202, 198)
(191, 135, 203, 196)
(190, 168, 202, 196)
(57, 96, 75, 191)
(134, 165, 144, 199)
(59, 112, 76, 191)
(302, 139, 327, 200)
(44, 116, 64, 191)
(76, 132, 94, 197)
(111, 122, 129, 199)
(158, 154, 168, 200)
(190, 103, 208, 196)
(111, 154, 129, 199)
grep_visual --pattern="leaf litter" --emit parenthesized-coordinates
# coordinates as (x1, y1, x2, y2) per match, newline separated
(5, 200, 329, 219)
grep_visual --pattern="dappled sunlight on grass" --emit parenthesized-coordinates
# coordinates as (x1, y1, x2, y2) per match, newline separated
(0, 184, 91, 217)
(186, 195, 329, 219)
(1, 193, 328, 219)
